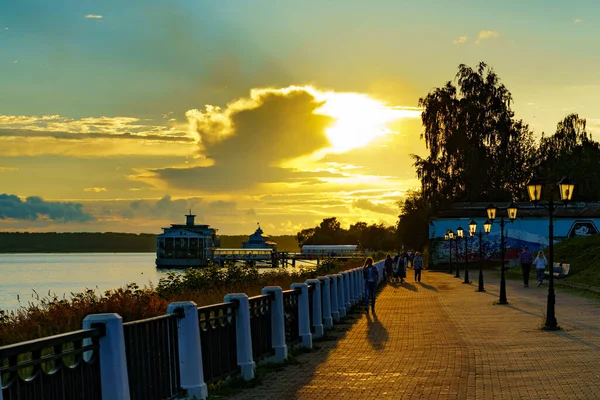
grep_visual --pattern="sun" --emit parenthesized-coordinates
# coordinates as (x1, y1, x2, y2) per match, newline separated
(313, 92, 418, 152)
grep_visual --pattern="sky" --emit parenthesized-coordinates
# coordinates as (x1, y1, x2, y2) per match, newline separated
(1, 0, 599, 235)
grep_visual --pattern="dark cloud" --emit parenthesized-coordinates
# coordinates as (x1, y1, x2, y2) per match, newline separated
(150, 89, 336, 191)
(124, 195, 244, 222)
(0, 194, 95, 222)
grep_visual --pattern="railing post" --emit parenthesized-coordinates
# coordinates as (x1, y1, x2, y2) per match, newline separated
(353, 268, 362, 304)
(345, 271, 353, 306)
(82, 313, 130, 400)
(290, 283, 312, 349)
(342, 271, 351, 310)
(167, 301, 208, 400)
(328, 275, 340, 322)
(261, 286, 287, 362)
(336, 273, 347, 318)
(305, 279, 324, 337)
(223, 294, 255, 380)
(317, 276, 333, 328)
(0, 374, 3, 400)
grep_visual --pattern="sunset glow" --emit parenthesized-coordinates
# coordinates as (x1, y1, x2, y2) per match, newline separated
(1, 0, 599, 235)
(315, 92, 420, 152)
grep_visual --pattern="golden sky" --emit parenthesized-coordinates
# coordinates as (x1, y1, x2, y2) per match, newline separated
(1, 0, 599, 234)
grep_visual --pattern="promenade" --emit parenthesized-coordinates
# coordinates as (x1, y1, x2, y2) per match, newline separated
(228, 270, 600, 399)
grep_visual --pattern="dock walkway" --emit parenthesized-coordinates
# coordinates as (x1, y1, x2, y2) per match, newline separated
(228, 270, 600, 399)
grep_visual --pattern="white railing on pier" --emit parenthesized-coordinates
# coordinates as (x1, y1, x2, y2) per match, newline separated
(0, 261, 385, 400)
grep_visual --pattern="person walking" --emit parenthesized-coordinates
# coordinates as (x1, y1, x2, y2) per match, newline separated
(384, 254, 394, 282)
(396, 252, 407, 283)
(520, 246, 534, 287)
(413, 251, 424, 282)
(362, 257, 379, 314)
(533, 250, 547, 287)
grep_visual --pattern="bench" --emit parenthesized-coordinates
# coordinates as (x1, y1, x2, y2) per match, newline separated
(544, 263, 571, 279)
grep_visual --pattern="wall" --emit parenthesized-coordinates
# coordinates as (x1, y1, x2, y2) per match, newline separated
(428, 217, 600, 266)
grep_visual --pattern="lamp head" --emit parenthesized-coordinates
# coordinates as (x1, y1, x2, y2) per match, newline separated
(483, 219, 492, 234)
(507, 202, 518, 221)
(558, 176, 576, 203)
(526, 177, 544, 203)
(486, 203, 497, 221)
(456, 226, 464, 238)
(469, 220, 477, 235)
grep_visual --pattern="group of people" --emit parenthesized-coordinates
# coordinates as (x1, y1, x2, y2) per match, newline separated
(362, 251, 424, 314)
(519, 245, 548, 287)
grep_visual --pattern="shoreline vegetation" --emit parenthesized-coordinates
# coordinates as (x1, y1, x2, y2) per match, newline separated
(0, 232, 301, 253)
(0, 258, 371, 347)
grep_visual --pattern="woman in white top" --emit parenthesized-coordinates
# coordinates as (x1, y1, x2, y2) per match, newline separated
(533, 250, 547, 287)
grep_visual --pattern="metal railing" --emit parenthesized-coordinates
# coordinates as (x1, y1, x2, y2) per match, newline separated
(248, 294, 274, 361)
(0, 326, 104, 400)
(282, 289, 300, 345)
(198, 302, 238, 383)
(123, 314, 183, 400)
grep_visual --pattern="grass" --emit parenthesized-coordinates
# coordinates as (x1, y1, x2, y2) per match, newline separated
(0, 259, 366, 347)
(502, 235, 600, 290)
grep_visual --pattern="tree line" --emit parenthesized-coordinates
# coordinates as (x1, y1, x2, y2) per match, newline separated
(296, 217, 398, 251)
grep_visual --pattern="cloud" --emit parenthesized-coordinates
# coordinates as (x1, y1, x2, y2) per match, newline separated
(84, 187, 108, 193)
(0, 194, 95, 222)
(0, 167, 19, 173)
(475, 30, 500, 44)
(142, 86, 419, 193)
(574, 18, 582, 24)
(453, 35, 468, 45)
(351, 199, 397, 215)
(145, 87, 336, 192)
(0, 114, 196, 157)
(85, 14, 103, 19)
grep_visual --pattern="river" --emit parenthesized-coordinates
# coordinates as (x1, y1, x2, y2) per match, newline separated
(0, 253, 314, 311)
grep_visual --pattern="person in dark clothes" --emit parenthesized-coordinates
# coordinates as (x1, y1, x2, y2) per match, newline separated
(384, 254, 394, 282)
(363, 257, 379, 313)
(413, 252, 424, 282)
(520, 246, 534, 287)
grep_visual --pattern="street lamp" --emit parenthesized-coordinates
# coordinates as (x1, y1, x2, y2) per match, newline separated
(470, 219, 492, 292)
(448, 229, 460, 278)
(444, 230, 453, 274)
(526, 176, 575, 330)
(456, 227, 464, 278)
(486, 202, 518, 304)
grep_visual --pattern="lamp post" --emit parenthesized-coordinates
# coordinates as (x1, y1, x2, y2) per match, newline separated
(454, 228, 462, 278)
(486, 202, 518, 304)
(471, 220, 492, 292)
(526, 176, 575, 330)
(444, 230, 453, 274)
(457, 226, 470, 284)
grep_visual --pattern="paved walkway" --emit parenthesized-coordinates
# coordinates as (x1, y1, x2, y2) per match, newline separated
(228, 270, 600, 399)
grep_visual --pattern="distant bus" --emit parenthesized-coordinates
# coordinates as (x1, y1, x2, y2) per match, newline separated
(300, 245, 358, 256)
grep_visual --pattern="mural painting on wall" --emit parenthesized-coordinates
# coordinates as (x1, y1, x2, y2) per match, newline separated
(567, 220, 598, 238)
(429, 217, 600, 266)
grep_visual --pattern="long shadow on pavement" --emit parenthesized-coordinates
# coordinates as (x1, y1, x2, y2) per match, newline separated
(365, 312, 388, 351)
(418, 282, 438, 292)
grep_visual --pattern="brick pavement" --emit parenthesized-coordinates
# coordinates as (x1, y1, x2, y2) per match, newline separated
(227, 270, 600, 399)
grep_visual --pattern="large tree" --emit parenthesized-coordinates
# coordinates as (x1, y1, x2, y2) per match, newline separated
(535, 114, 600, 201)
(413, 62, 537, 207)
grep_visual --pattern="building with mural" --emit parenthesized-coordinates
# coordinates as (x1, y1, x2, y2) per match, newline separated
(428, 202, 600, 267)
